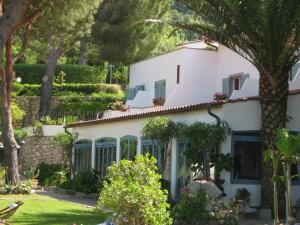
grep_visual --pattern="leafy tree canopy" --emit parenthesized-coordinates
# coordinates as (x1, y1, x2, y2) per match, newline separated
(92, 0, 169, 65)
(29, 0, 101, 60)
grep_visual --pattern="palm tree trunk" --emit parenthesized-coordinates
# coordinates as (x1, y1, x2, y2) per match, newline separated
(0, 34, 20, 184)
(39, 47, 62, 118)
(259, 72, 289, 212)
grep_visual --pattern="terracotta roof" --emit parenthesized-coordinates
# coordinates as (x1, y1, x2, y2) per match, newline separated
(66, 89, 300, 128)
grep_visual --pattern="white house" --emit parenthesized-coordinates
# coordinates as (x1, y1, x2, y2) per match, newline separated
(66, 41, 300, 207)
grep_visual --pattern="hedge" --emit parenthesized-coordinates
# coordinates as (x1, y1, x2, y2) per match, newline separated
(13, 64, 106, 84)
(14, 83, 122, 96)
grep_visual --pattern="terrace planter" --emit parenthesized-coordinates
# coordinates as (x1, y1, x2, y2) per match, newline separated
(153, 97, 165, 106)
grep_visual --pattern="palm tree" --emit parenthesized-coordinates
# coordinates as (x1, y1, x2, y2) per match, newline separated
(175, 0, 300, 212)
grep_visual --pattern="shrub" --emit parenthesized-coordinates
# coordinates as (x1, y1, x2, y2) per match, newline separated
(13, 64, 106, 84)
(69, 169, 103, 194)
(14, 83, 122, 96)
(0, 180, 33, 194)
(235, 188, 250, 204)
(36, 163, 63, 186)
(98, 155, 172, 225)
(14, 129, 27, 143)
(210, 199, 242, 225)
(171, 189, 210, 225)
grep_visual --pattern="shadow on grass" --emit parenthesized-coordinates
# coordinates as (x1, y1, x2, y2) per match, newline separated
(9, 208, 108, 225)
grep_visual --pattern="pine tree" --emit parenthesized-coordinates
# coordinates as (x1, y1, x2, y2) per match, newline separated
(92, 0, 169, 65)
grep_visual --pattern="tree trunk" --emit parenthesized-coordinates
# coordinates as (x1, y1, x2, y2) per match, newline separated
(260, 72, 289, 212)
(78, 39, 87, 65)
(0, 34, 20, 184)
(39, 47, 62, 118)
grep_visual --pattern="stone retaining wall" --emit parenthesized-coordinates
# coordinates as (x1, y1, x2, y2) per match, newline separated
(15, 96, 60, 127)
(19, 135, 66, 172)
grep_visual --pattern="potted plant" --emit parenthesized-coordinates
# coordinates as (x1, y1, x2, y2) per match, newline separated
(235, 188, 251, 218)
(153, 97, 165, 106)
(24, 168, 39, 189)
(213, 92, 228, 101)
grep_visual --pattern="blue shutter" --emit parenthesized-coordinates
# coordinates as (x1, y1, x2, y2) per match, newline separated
(222, 78, 230, 97)
(126, 88, 135, 100)
(161, 80, 166, 99)
(155, 82, 159, 98)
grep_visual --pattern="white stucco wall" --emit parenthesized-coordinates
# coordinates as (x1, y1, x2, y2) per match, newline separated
(73, 107, 222, 197)
(230, 79, 259, 100)
(215, 46, 260, 92)
(128, 42, 262, 108)
(221, 96, 300, 206)
(73, 92, 300, 206)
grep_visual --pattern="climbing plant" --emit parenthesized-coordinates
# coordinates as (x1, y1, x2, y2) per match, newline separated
(142, 117, 184, 182)
(142, 117, 231, 192)
(183, 121, 231, 192)
(52, 131, 77, 175)
(142, 117, 183, 143)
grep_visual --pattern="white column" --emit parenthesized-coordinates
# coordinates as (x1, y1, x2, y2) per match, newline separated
(91, 139, 96, 169)
(116, 137, 121, 162)
(170, 138, 177, 198)
(137, 136, 142, 154)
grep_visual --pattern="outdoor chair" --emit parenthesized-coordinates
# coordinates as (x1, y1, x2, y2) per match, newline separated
(0, 201, 23, 225)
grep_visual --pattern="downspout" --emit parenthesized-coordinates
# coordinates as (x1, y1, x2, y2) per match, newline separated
(207, 105, 222, 186)
(208, 105, 221, 127)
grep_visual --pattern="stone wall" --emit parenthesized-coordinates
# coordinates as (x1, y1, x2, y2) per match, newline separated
(19, 135, 66, 172)
(15, 96, 60, 127)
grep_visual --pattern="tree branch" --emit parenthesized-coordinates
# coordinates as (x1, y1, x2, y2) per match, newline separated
(12, 24, 31, 64)
(12, 6, 43, 33)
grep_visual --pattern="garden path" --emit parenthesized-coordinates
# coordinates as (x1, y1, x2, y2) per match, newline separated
(35, 190, 97, 208)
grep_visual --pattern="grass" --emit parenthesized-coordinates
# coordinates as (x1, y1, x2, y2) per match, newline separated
(0, 194, 107, 225)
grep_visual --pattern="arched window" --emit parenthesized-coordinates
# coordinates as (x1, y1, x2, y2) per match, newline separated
(120, 135, 137, 160)
(141, 138, 165, 173)
(95, 138, 117, 178)
(74, 140, 92, 173)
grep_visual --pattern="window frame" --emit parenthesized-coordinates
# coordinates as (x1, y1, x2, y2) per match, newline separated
(177, 65, 180, 84)
(230, 131, 300, 185)
(154, 79, 166, 99)
(74, 139, 92, 174)
(120, 135, 138, 161)
(95, 137, 117, 178)
(230, 132, 261, 184)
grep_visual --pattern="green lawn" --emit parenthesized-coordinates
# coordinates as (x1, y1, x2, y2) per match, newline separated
(0, 194, 107, 225)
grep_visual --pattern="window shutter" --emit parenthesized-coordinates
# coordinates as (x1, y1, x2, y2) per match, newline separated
(241, 73, 250, 89)
(161, 80, 166, 99)
(126, 88, 135, 100)
(155, 82, 159, 98)
(154, 80, 166, 99)
(222, 78, 230, 97)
